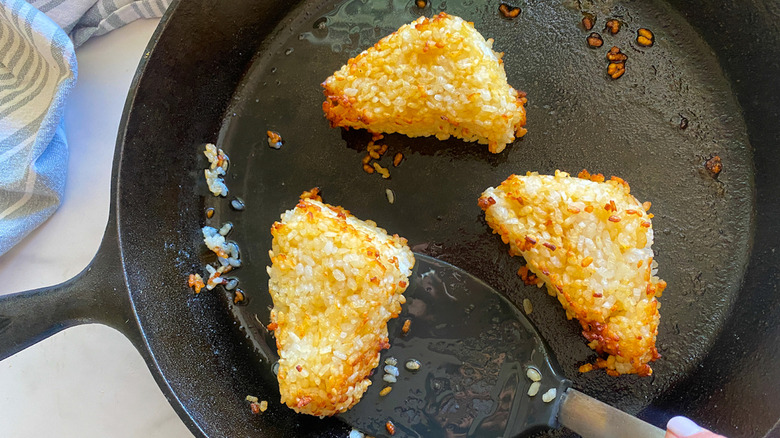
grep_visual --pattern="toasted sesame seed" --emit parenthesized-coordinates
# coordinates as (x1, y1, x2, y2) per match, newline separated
(379, 386, 393, 396)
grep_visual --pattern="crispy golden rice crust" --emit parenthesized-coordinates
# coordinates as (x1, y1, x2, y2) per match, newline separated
(268, 192, 414, 415)
(479, 170, 666, 376)
(322, 12, 527, 153)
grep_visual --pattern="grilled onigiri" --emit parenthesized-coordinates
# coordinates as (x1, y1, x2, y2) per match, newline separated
(478, 170, 666, 376)
(267, 190, 415, 415)
(322, 12, 527, 154)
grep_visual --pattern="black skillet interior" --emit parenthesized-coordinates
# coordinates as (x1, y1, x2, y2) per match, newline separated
(219, 0, 753, 426)
(114, 0, 780, 436)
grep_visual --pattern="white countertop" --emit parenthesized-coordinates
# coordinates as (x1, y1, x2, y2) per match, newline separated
(0, 19, 193, 438)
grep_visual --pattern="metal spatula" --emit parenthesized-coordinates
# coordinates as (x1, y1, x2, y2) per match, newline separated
(339, 254, 665, 438)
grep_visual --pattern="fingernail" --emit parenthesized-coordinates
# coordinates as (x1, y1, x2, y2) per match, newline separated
(667, 416, 703, 437)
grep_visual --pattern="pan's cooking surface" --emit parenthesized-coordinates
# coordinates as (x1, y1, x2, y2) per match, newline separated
(204, 0, 753, 433)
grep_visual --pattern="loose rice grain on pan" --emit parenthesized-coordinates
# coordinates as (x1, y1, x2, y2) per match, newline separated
(526, 367, 541, 382)
(542, 388, 557, 403)
(203, 143, 229, 197)
(201, 224, 242, 290)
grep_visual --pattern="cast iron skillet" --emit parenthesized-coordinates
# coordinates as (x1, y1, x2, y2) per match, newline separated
(1, 0, 779, 436)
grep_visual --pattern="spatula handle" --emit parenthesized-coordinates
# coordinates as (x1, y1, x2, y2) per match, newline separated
(558, 388, 666, 438)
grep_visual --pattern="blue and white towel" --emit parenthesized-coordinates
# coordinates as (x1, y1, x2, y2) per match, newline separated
(0, 0, 170, 256)
(30, 0, 171, 47)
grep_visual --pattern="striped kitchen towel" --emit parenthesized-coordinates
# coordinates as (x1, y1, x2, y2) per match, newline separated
(29, 0, 171, 47)
(0, 0, 170, 256)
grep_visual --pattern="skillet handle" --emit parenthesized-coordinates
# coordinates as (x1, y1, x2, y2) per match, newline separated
(0, 236, 139, 361)
(558, 388, 666, 438)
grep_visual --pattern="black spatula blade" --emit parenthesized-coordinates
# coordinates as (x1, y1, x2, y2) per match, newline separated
(339, 254, 571, 437)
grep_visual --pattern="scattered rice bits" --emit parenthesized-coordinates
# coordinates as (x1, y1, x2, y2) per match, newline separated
(478, 170, 666, 376)
(267, 192, 415, 416)
(322, 12, 527, 154)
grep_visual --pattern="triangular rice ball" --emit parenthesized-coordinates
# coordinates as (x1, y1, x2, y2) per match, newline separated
(479, 170, 666, 376)
(322, 12, 527, 153)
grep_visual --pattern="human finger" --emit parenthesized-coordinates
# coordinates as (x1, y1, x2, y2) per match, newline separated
(665, 416, 726, 438)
